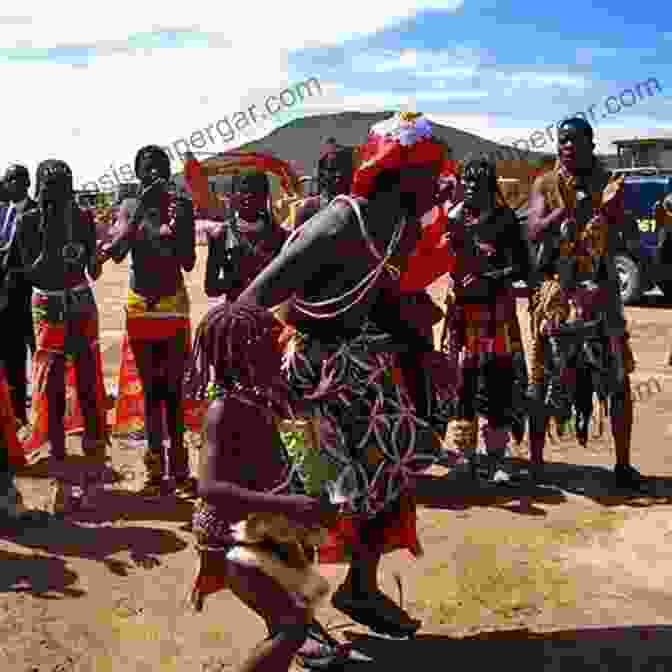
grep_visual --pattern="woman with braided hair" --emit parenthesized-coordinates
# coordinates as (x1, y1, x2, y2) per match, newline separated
(14, 159, 109, 512)
(186, 298, 344, 672)
(98, 145, 198, 496)
(440, 158, 531, 483)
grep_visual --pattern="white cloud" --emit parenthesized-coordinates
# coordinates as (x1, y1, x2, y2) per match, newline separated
(1, 1, 465, 188)
(2, 43, 296, 188)
(357, 47, 483, 77)
(7, 4, 668, 190)
(0, 1, 463, 50)
(494, 71, 589, 90)
(374, 49, 420, 72)
(350, 48, 593, 96)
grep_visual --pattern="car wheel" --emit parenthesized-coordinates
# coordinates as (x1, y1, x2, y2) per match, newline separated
(614, 254, 642, 305)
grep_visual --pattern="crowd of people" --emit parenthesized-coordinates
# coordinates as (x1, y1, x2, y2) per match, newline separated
(0, 111, 649, 671)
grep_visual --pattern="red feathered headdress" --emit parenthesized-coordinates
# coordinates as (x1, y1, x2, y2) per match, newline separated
(351, 112, 446, 198)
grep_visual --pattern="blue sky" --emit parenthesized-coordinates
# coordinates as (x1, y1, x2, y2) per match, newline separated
(0, 1, 669, 187)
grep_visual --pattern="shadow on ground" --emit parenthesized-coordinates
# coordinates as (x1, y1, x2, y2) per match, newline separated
(1, 517, 188, 577)
(17, 455, 123, 483)
(62, 489, 197, 526)
(415, 468, 567, 516)
(507, 459, 672, 507)
(634, 293, 672, 309)
(418, 459, 672, 513)
(0, 549, 84, 599)
(343, 625, 672, 671)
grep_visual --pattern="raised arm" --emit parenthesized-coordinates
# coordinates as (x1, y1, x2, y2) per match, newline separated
(101, 198, 139, 263)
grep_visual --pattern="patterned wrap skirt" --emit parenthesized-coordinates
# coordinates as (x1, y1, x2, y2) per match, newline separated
(24, 283, 109, 458)
(279, 322, 441, 562)
(439, 291, 528, 427)
(529, 277, 633, 419)
(112, 285, 207, 436)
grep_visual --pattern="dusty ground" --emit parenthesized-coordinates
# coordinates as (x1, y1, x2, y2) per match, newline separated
(3, 248, 672, 671)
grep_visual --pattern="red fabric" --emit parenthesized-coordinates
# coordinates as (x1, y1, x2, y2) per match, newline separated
(352, 135, 444, 198)
(318, 493, 422, 563)
(126, 317, 190, 341)
(390, 366, 404, 387)
(399, 205, 456, 292)
(23, 313, 109, 458)
(202, 151, 300, 196)
(440, 159, 459, 177)
(113, 331, 207, 436)
(0, 366, 24, 467)
(184, 158, 212, 211)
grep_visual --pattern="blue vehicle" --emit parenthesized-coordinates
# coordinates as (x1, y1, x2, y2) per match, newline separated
(615, 171, 672, 303)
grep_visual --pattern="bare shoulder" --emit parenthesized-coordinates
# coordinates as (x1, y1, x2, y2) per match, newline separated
(323, 196, 362, 237)
(295, 196, 356, 242)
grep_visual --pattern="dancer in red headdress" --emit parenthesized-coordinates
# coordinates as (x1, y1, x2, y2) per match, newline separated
(185, 114, 447, 667)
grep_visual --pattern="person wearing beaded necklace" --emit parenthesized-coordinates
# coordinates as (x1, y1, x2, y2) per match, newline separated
(186, 299, 340, 672)
(204, 170, 286, 301)
(13, 159, 109, 513)
(438, 158, 531, 483)
(283, 140, 356, 232)
(186, 113, 446, 658)
(98, 145, 198, 496)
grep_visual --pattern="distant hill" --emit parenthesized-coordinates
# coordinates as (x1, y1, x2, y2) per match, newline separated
(173, 110, 554, 192)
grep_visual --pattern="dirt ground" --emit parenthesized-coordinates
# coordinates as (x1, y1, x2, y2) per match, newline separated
(4, 248, 672, 671)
